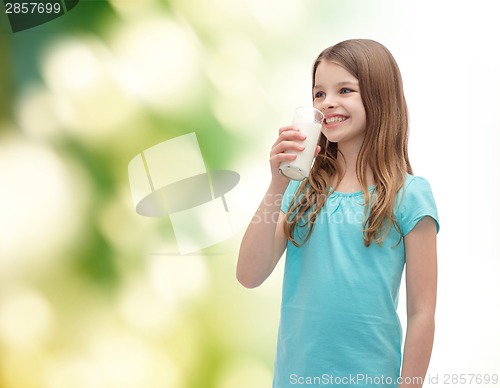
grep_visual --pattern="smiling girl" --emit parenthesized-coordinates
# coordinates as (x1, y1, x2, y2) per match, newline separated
(237, 39, 439, 387)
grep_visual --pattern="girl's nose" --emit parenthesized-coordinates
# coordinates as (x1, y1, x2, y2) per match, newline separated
(320, 95, 338, 111)
(321, 101, 337, 111)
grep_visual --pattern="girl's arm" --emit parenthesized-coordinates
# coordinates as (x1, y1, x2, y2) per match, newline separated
(236, 182, 288, 288)
(399, 216, 438, 388)
(236, 126, 308, 288)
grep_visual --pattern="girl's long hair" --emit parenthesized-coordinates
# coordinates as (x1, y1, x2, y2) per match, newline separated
(285, 39, 412, 247)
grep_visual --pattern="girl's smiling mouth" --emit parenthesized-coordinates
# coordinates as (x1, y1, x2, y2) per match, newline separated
(324, 115, 348, 125)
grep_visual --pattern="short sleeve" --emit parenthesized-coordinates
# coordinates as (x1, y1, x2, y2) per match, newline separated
(398, 175, 440, 236)
(280, 180, 302, 213)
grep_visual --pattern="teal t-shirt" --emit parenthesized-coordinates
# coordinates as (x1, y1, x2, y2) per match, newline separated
(273, 174, 439, 387)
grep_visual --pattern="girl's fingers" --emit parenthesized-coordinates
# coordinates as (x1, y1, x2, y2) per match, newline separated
(270, 152, 297, 164)
(278, 125, 295, 135)
(271, 140, 305, 157)
(269, 126, 307, 180)
(272, 128, 306, 149)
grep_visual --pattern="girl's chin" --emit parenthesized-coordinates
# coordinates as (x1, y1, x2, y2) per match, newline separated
(321, 131, 342, 143)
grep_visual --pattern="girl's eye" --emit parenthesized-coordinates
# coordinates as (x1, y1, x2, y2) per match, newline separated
(340, 88, 353, 94)
(314, 91, 325, 99)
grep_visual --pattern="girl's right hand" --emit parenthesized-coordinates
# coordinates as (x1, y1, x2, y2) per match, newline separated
(269, 126, 307, 187)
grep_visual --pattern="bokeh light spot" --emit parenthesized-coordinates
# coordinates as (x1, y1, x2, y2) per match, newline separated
(41, 36, 138, 138)
(0, 138, 88, 276)
(110, 15, 201, 113)
(0, 287, 55, 349)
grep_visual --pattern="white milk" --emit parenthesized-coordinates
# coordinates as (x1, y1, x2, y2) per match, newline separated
(279, 122, 322, 180)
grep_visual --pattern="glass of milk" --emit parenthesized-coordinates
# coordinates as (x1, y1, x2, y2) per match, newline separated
(279, 106, 324, 181)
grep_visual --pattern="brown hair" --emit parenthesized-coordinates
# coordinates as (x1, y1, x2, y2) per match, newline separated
(285, 39, 412, 247)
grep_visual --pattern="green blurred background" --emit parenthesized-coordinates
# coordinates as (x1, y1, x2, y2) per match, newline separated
(1, 1, 499, 387)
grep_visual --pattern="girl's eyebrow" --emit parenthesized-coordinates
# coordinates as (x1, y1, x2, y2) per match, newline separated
(313, 81, 359, 90)
(338, 80, 359, 87)
(313, 80, 359, 90)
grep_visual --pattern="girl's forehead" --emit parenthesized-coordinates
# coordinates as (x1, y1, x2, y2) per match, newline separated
(315, 61, 359, 84)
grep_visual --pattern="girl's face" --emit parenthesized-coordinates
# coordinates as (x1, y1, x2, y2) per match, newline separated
(313, 61, 367, 148)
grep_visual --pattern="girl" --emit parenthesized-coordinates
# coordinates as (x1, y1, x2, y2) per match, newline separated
(237, 39, 439, 387)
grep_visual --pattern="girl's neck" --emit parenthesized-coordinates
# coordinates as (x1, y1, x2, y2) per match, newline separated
(338, 140, 361, 176)
(334, 141, 373, 192)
